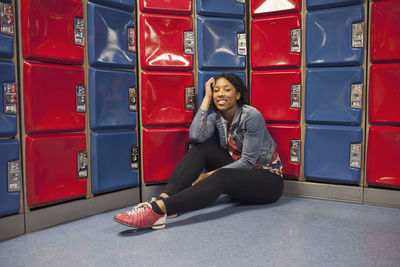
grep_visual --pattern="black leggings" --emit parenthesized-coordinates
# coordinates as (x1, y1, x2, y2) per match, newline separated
(162, 142, 284, 216)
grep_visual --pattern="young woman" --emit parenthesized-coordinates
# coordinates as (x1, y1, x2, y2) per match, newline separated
(114, 73, 284, 229)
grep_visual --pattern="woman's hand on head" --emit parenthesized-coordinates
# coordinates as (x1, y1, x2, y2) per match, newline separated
(205, 78, 215, 100)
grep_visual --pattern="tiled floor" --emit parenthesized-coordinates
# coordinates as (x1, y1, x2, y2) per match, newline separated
(0, 196, 399, 267)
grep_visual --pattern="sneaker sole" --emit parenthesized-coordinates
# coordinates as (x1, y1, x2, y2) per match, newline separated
(114, 218, 165, 230)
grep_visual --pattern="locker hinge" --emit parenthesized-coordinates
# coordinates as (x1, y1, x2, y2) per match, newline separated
(290, 84, 301, 109)
(131, 146, 138, 169)
(76, 85, 87, 113)
(128, 28, 136, 53)
(74, 17, 85, 46)
(237, 33, 246, 55)
(185, 87, 196, 111)
(184, 31, 194, 55)
(77, 152, 88, 178)
(350, 144, 362, 168)
(290, 29, 301, 53)
(1, 2, 14, 36)
(3, 82, 17, 114)
(352, 22, 364, 48)
(129, 87, 137, 112)
(290, 140, 301, 163)
(8, 160, 21, 192)
(350, 84, 363, 109)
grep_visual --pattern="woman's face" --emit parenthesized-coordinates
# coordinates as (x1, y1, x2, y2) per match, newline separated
(213, 78, 241, 114)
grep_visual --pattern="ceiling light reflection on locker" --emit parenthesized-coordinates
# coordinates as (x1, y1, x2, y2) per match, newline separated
(251, 0, 301, 17)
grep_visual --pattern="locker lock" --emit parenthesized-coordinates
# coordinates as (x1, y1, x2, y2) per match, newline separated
(74, 18, 85, 46)
(130, 146, 138, 169)
(75, 85, 86, 113)
(129, 87, 137, 112)
(350, 84, 363, 109)
(3, 82, 17, 114)
(128, 28, 136, 53)
(237, 33, 246, 56)
(0, 2, 14, 36)
(77, 152, 88, 178)
(349, 144, 362, 169)
(185, 87, 196, 111)
(352, 22, 364, 48)
(8, 160, 21, 192)
(290, 84, 301, 109)
(184, 31, 194, 55)
(290, 140, 301, 163)
(290, 29, 301, 53)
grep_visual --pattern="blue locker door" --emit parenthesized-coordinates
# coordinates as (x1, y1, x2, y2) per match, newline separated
(0, 139, 20, 217)
(305, 67, 363, 125)
(0, 61, 17, 138)
(305, 125, 362, 184)
(89, 68, 136, 130)
(196, 0, 244, 18)
(0, 0, 14, 59)
(87, 2, 135, 69)
(306, 0, 364, 11)
(306, 6, 364, 67)
(91, 130, 138, 195)
(89, 0, 134, 11)
(197, 16, 246, 70)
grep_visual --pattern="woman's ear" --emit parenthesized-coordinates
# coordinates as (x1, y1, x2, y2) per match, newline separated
(236, 92, 241, 101)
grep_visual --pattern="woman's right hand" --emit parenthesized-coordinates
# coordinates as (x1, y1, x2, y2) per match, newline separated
(205, 77, 215, 100)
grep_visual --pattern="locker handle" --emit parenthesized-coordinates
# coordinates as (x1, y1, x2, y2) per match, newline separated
(237, 33, 246, 56)
(131, 146, 138, 169)
(350, 84, 363, 109)
(1, 2, 14, 36)
(128, 28, 136, 53)
(129, 87, 137, 112)
(290, 29, 301, 53)
(184, 31, 194, 55)
(77, 152, 88, 179)
(8, 160, 21, 192)
(352, 22, 364, 48)
(74, 17, 85, 46)
(3, 82, 17, 114)
(290, 84, 301, 109)
(349, 144, 362, 168)
(185, 87, 196, 111)
(290, 140, 301, 163)
(76, 85, 87, 113)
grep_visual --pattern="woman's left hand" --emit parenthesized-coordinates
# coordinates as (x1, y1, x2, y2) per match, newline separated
(192, 170, 216, 186)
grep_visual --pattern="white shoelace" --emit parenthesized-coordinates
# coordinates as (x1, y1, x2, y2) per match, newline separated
(126, 197, 157, 215)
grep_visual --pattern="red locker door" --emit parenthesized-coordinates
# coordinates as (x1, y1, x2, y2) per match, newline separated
(251, 0, 301, 17)
(369, 64, 400, 126)
(20, 0, 84, 64)
(266, 124, 301, 178)
(141, 71, 194, 127)
(142, 128, 190, 184)
(139, 0, 192, 15)
(367, 126, 400, 189)
(140, 13, 193, 70)
(23, 62, 85, 134)
(251, 70, 301, 123)
(25, 133, 87, 208)
(251, 14, 301, 70)
(370, 0, 400, 63)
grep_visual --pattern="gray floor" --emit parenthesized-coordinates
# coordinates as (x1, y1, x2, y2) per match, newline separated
(0, 196, 399, 267)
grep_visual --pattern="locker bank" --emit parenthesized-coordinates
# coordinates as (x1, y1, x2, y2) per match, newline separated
(0, 0, 399, 266)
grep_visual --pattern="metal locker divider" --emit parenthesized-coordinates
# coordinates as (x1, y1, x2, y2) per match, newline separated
(139, 0, 192, 15)
(304, 124, 363, 185)
(306, 5, 365, 67)
(0, 60, 17, 137)
(196, 0, 245, 18)
(251, 70, 301, 124)
(251, 14, 301, 70)
(306, 0, 364, 11)
(305, 67, 363, 125)
(251, 0, 302, 17)
(366, 126, 400, 189)
(87, 2, 136, 69)
(266, 124, 301, 178)
(89, 68, 137, 130)
(90, 130, 139, 195)
(20, 0, 84, 65)
(90, 0, 135, 11)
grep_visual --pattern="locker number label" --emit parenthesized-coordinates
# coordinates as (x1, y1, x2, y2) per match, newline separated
(3, 82, 17, 114)
(74, 18, 85, 46)
(131, 146, 138, 169)
(77, 152, 88, 178)
(8, 160, 21, 192)
(1, 2, 14, 36)
(352, 23, 364, 48)
(129, 87, 137, 112)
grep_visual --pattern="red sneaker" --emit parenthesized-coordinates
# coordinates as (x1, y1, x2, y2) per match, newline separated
(114, 203, 166, 229)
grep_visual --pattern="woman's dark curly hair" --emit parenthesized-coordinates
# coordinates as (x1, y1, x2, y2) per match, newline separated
(212, 73, 248, 112)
